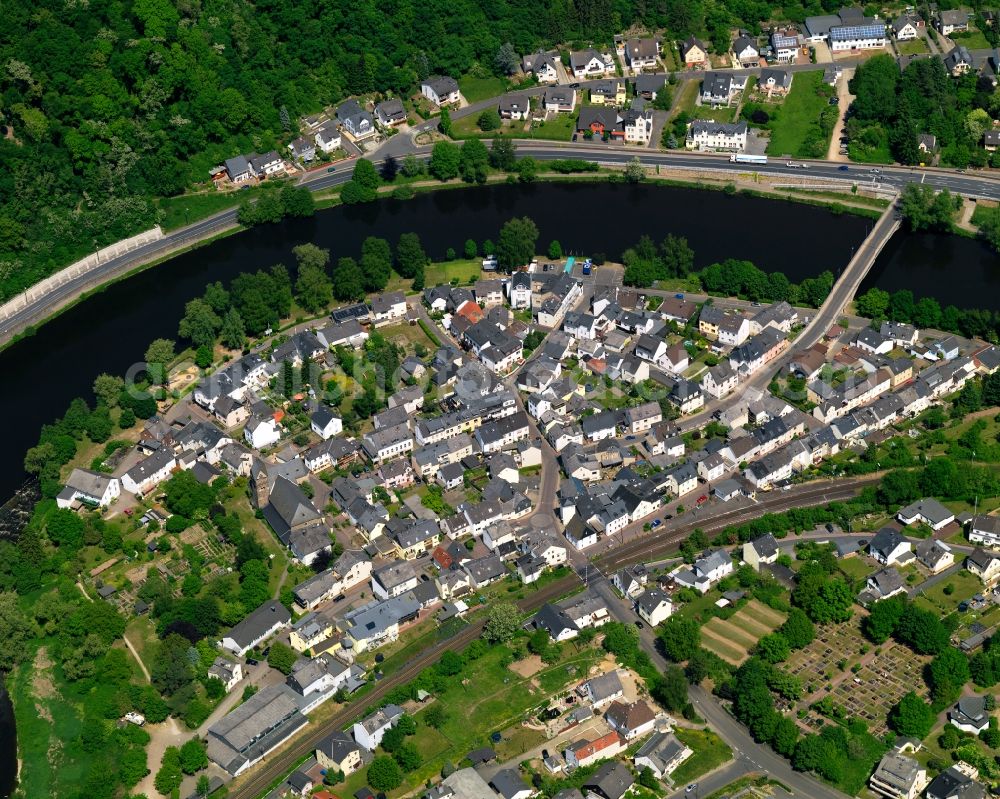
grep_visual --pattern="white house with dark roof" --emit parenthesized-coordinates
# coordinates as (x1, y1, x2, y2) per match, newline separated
(915, 539, 954, 574)
(421, 76, 461, 106)
(868, 527, 911, 565)
(897, 498, 955, 530)
(375, 98, 406, 127)
(869, 749, 927, 799)
(219, 601, 291, 657)
(969, 514, 1000, 548)
(353, 704, 404, 751)
(57, 468, 120, 509)
(743, 533, 780, 570)
(732, 35, 760, 67)
(967, 548, 1000, 585)
(121, 449, 176, 496)
(634, 732, 692, 779)
(522, 50, 559, 83)
(310, 407, 343, 440)
(687, 119, 748, 151)
(950, 695, 990, 734)
(314, 121, 342, 153)
(865, 567, 907, 600)
(569, 48, 614, 78)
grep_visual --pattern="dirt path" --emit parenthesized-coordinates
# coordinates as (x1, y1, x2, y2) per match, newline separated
(826, 68, 855, 163)
(136, 716, 184, 797)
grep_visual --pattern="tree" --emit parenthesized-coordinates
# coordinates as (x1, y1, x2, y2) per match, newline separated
(437, 649, 464, 675)
(661, 234, 694, 277)
(547, 240, 563, 260)
(755, 632, 790, 664)
(659, 616, 700, 662)
(92, 374, 124, 407)
(482, 602, 520, 643)
(145, 338, 175, 370)
(361, 236, 394, 292)
(855, 287, 890, 320)
(896, 605, 949, 654)
(196, 775, 212, 797)
(516, 156, 538, 183)
(380, 155, 399, 182)
(478, 109, 501, 132)
(352, 158, 381, 190)
(792, 567, 854, 624)
(179, 738, 208, 774)
(438, 107, 453, 137)
(0, 592, 36, 671)
(154, 747, 183, 795)
(341, 180, 377, 204)
(863, 596, 908, 644)
(267, 642, 297, 674)
(368, 755, 403, 791)
(429, 141, 461, 180)
(332, 257, 365, 301)
(459, 138, 490, 184)
(295, 263, 333, 312)
(394, 742, 421, 772)
(402, 155, 424, 177)
(380, 725, 406, 753)
(490, 137, 517, 171)
(638, 766, 659, 790)
(624, 156, 645, 183)
(966, 109, 992, 144)
(495, 42, 519, 75)
(425, 703, 447, 728)
(220, 308, 247, 350)
(928, 647, 970, 707)
(496, 217, 539, 271)
(652, 665, 688, 711)
(464, 239, 478, 259)
(396, 233, 428, 278)
(888, 691, 936, 739)
(779, 608, 815, 650)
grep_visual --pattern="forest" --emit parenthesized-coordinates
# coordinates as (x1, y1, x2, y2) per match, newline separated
(0, 0, 918, 304)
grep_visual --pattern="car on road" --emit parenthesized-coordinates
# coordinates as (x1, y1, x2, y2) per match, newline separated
(326, 166, 336, 173)
(869, 168, 882, 174)
(634, 620, 645, 629)
(675, 293, 685, 299)
(572, 133, 578, 141)
(696, 494, 708, 506)
(838, 165, 849, 171)
(570, 82, 580, 88)
(686, 785, 698, 794)
(651, 519, 662, 529)
(246, 658, 259, 666)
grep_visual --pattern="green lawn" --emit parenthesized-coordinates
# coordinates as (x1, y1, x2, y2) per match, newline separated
(459, 75, 509, 103)
(451, 114, 526, 140)
(913, 569, 983, 615)
(766, 70, 835, 158)
(837, 557, 876, 582)
(426, 258, 482, 285)
(526, 113, 576, 141)
(672, 79, 699, 118)
(950, 28, 992, 49)
(156, 190, 251, 231)
(897, 38, 929, 55)
(693, 104, 738, 123)
(671, 727, 733, 785)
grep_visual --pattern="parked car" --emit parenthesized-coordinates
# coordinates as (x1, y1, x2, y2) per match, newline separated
(838, 165, 849, 171)
(696, 494, 708, 505)
(651, 519, 662, 529)
(634, 620, 645, 629)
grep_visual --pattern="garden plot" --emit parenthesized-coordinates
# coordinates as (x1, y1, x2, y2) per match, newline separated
(700, 600, 786, 665)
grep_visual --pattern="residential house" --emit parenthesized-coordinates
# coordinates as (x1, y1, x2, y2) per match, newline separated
(249, 151, 284, 177)
(623, 38, 660, 71)
(703, 361, 739, 399)
(937, 10, 970, 35)
(829, 18, 887, 52)
(582, 762, 635, 799)
(743, 533, 780, 571)
(491, 770, 533, 799)
(950, 695, 990, 734)
(375, 98, 406, 127)
(371, 561, 420, 599)
(219, 601, 291, 657)
(945, 46, 974, 76)
(336, 100, 375, 139)
(897, 497, 955, 530)
(314, 121, 342, 153)
(869, 750, 927, 799)
(224, 154, 254, 183)
(208, 658, 243, 692)
(289, 612, 334, 653)
(316, 731, 365, 776)
(522, 50, 559, 83)
(969, 514, 1000, 548)
(915, 539, 954, 574)
(668, 379, 704, 414)
(868, 527, 912, 565)
(700, 72, 747, 106)
(759, 68, 793, 95)
(635, 74, 667, 100)
(892, 14, 921, 40)
(421, 76, 461, 106)
(287, 136, 316, 162)
(925, 765, 986, 799)
(311, 407, 343, 440)
(634, 732, 692, 779)
(623, 108, 654, 144)
(57, 468, 120, 509)
(967, 548, 1000, 585)
(732, 35, 760, 67)
(352, 704, 404, 751)
(543, 87, 577, 113)
(564, 732, 625, 768)
(569, 49, 614, 78)
(369, 290, 407, 326)
(634, 588, 672, 626)
(687, 119, 748, 151)
(121, 449, 176, 496)
(680, 36, 708, 67)
(770, 31, 800, 61)
(578, 107, 622, 138)
(673, 549, 734, 593)
(498, 93, 531, 120)
(918, 133, 937, 155)
(866, 567, 907, 600)
(590, 79, 627, 107)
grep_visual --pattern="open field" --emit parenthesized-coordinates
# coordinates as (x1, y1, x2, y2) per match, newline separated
(670, 727, 733, 785)
(897, 38, 929, 55)
(765, 70, 834, 158)
(459, 75, 509, 103)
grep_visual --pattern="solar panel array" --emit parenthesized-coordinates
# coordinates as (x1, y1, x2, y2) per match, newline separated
(830, 23, 885, 41)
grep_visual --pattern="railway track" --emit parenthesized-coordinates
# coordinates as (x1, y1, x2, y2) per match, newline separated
(227, 474, 879, 798)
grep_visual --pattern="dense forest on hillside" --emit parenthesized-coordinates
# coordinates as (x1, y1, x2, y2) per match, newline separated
(0, 0, 884, 303)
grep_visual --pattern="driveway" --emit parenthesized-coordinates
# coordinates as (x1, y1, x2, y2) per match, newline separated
(826, 68, 855, 163)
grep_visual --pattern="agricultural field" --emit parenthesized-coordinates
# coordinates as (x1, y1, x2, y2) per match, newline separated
(700, 599, 787, 665)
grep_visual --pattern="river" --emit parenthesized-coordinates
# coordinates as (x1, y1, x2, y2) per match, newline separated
(0, 683, 15, 799)
(0, 182, 873, 502)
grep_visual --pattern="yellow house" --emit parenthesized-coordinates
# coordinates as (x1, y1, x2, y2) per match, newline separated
(590, 79, 627, 107)
(316, 731, 364, 775)
(681, 36, 708, 67)
(289, 612, 334, 653)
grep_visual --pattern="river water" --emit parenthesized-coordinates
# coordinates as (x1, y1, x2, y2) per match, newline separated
(0, 181, 998, 797)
